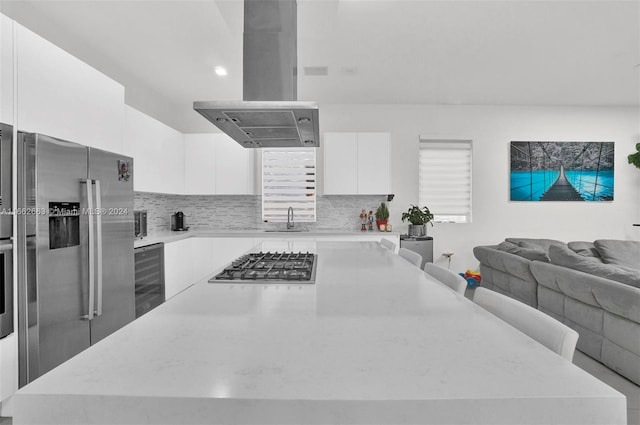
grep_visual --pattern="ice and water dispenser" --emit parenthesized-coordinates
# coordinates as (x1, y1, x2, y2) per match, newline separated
(48, 202, 80, 249)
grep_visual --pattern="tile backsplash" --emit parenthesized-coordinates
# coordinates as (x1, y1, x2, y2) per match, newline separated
(134, 192, 386, 235)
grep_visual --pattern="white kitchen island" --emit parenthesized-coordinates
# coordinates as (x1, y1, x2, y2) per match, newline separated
(13, 241, 626, 424)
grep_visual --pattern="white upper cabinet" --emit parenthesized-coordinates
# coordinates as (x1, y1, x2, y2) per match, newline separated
(0, 14, 14, 125)
(214, 134, 255, 195)
(184, 134, 216, 195)
(14, 23, 125, 153)
(324, 133, 358, 194)
(324, 132, 391, 195)
(356, 132, 391, 194)
(126, 106, 185, 194)
(184, 133, 255, 195)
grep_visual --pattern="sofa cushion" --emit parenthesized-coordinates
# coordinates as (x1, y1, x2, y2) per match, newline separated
(549, 244, 640, 289)
(505, 238, 565, 253)
(568, 241, 603, 262)
(593, 239, 640, 270)
(496, 241, 550, 262)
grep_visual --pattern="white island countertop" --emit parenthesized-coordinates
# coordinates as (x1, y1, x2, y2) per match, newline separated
(14, 241, 625, 425)
(133, 229, 400, 248)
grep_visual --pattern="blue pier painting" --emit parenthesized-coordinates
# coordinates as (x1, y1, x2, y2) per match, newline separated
(510, 141, 614, 202)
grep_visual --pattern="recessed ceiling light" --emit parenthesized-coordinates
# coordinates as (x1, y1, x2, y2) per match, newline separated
(214, 66, 228, 76)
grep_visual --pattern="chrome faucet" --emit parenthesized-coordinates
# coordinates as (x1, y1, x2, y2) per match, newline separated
(287, 206, 294, 230)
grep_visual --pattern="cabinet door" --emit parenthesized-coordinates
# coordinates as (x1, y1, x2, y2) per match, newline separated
(0, 15, 13, 125)
(323, 133, 358, 194)
(190, 238, 216, 282)
(357, 133, 390, 194)
(164, 239, 193, 300)
(126, 106, 185, 194)
(214, 134, 255, 195)
(184, 134, 216, 195)
(15, 23, 124, 153)
(0, 333, 16, 404)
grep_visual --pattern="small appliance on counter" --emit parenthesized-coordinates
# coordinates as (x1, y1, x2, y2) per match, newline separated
(134, 210, 147, 238)
(171, 211, 189, 231)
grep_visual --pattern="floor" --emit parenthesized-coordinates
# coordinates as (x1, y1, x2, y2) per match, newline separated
(463, 287, 640, 423)
(573, 350, 640, 425)
(0, 352, 637, 425)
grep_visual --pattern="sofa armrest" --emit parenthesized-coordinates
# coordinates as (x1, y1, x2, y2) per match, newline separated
(473, 245, 534, 279)
(592, 278, 640, 325)
(530, 261, 640, 324)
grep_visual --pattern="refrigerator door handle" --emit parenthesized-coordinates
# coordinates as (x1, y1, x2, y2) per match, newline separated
(94, 180, 103, 317)
(82, 179, 95, 321)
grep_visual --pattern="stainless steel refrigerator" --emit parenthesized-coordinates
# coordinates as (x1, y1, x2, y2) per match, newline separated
(17, 132, 135, 386)
(0, 123, 13, 340)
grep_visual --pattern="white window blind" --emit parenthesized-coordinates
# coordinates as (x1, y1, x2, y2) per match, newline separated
(419, 139, 472, 223)
(262, 148, 316, 223)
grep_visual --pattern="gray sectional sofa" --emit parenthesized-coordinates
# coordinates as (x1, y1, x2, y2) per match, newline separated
(473, 238, 640, 386)
(472, 238, 565, 308)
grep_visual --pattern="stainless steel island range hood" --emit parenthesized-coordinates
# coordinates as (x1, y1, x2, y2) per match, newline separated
(194, 0, 319, 148)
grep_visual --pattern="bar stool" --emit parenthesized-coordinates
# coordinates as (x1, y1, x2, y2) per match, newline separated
(424, 263, 466, 295)
(473, 287, 579, 361)
(398, 247, 422, 268)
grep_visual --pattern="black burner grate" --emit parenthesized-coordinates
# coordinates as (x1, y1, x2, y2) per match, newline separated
(210, 251, 317, 283)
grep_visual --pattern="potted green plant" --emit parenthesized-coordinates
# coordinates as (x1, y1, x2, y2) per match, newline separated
(401, 205, 434, 237)
(375, 202, 390, 231)
(629, 143, 640, 169)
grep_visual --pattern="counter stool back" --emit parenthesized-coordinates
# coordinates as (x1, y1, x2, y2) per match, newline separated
(398, 247, 422, 268)
(473, 287, 579, 361)
(380, 238, 396, 252)
(424, 263, 467, 295)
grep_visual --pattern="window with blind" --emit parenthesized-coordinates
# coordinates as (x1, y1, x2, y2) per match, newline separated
(418, 139, 472, 223)
(262, 148, 316, 223)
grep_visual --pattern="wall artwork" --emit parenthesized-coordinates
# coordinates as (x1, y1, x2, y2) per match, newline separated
(510, 141, 614, 201)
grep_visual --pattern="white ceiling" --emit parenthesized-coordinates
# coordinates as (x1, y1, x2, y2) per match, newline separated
(1, 0, 639, 133)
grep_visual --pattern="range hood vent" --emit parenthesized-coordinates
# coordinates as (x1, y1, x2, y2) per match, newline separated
(194, 0, 319, 148)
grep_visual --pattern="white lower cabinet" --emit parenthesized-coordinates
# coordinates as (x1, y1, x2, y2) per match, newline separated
(164, 234, 398, 299)
(164, 239, 195, 300)
(189, 238, 216, 283)
(164, 237, 255, 299)
(0, 333, 16, 408)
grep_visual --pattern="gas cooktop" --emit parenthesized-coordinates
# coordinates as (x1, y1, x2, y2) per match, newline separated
(209, 251, 317, 284)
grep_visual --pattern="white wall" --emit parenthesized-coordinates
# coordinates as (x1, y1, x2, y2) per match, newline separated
(317, 104, 640, 271)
